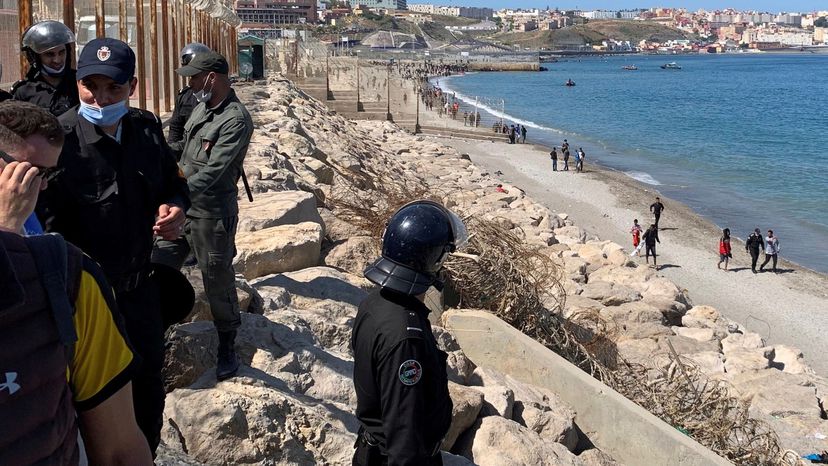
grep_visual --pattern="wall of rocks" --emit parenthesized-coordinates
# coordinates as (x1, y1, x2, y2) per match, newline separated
(157, 77, 828, 465)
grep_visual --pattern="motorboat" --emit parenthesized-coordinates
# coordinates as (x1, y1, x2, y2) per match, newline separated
(660, 62, 681, 69)
(622, 64, 638, 70)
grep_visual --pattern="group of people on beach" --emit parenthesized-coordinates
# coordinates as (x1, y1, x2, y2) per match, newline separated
(549, 139, 586, 173)
(628, 196, 782, 274)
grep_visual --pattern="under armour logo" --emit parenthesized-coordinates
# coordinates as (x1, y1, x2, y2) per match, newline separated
(0, 372, 21, 395)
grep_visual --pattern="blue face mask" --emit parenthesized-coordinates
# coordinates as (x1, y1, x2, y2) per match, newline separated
(78, 100, 129, 127)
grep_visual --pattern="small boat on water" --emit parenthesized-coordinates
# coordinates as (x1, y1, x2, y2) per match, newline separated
(622, 64, 638, 70)
(565, 79, 576, 86)
(660, 62, 681, 70)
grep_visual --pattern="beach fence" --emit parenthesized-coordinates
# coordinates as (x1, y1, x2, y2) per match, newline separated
(0, 0, 241, 117)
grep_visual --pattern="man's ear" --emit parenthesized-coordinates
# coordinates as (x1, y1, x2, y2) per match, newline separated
(128, 77, 138, 97)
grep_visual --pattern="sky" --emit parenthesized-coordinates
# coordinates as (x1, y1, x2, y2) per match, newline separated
(425, 1, 826, 12)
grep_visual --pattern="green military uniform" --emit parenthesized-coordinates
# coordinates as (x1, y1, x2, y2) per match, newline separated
(152, 79, 253, 334)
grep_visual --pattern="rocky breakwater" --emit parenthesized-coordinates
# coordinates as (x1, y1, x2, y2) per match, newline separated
(157, 77, 826, 465)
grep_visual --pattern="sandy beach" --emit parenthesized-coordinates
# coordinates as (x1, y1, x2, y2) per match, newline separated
(343, 64, 828, 374)
(426, 128, 828, 375)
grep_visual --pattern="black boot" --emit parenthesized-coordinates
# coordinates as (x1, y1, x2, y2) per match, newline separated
(216, 330, 240, 381)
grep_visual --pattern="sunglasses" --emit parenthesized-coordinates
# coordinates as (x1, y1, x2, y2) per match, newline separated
(0, 149, 64, 183)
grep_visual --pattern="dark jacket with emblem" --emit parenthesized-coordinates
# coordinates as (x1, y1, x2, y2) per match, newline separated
(37, 107, 189, 287)
(170, 89, 252, 219)
(351, 288, 453, 465)
(0, 231, 80, 465)
(12, 69, 80, 117)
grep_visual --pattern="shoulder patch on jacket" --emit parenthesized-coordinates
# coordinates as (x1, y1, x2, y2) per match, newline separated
(399, 359, 422, 386)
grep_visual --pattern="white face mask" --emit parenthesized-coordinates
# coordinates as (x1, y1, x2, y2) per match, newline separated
(41, 62, 66, 77)
(193, 73, 215, 103)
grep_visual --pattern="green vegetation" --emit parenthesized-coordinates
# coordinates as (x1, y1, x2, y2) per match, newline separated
(815, 16, 827, 28)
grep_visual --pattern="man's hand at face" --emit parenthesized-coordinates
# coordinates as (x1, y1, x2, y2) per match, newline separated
(0, 160, 42, 233)
(153, 203, 185, 240)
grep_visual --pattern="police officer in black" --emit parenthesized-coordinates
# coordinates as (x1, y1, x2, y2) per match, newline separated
(36, 37, 189, 455)
(12, 21, 79, 116)
(352, 200, 467, 466)
(167, 42, 210, 151)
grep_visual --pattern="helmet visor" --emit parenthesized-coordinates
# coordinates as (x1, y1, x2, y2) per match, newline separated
(447, 210, 468, 252)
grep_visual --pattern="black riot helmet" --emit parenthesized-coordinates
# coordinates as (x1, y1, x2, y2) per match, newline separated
(21, 21, 75, 71)
(180, 42, 211, 66)
(364, 200, 468, 296)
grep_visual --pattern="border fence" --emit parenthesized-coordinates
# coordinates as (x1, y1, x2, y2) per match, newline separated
(1, 0, 241, 117)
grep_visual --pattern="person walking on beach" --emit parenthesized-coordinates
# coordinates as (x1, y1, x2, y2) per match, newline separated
(642, 224, 660, 269)
(760, 230, 780, 273)
(562, 148, 570, 171)
(520, 125, 527, 143)
(576, 147, 585, 172)
(508, 125, 516, 144)
(650, 197, 665, 228)
(745, 228, 764, 273)
(630, 219, 643, 256)
(562, 139, 569, 153)
(550, 147, 558, 171)
(718, 228, 732, 271)
(475, 111, 481, 127)
(463, 111, 468, 126)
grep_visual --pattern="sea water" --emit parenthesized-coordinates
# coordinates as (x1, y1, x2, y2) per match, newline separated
(439, 54, 828, 273)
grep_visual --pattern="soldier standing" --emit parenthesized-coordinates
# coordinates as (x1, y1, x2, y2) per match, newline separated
(152, 51, 253, 381)
(12, 21, 79, 116)
(352, 200, 466, 465)
(36, 38, 190, 454)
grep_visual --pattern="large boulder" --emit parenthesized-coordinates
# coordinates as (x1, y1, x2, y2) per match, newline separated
(681, 305, 724, 330)
(454, 417, 584, 466)
(578, 449, 621, 466)
(443, 383, 485, 451)
(600, 301, 663, 325)
(770, 345, 815, 375)
(477, 385, 515, 418)
(237, 191, 324, 233)
(321, 236, 379, 275)
(723, 348, 772, 375)
(721, 332, 764, 353)
(234, 222, 324, 279)
(580, 281, 641, 306)
(469, 367, 578, 451)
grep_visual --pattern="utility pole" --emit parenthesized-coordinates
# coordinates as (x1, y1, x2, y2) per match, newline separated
(355, 51, 360, 111)
(386, 63, 391, 121)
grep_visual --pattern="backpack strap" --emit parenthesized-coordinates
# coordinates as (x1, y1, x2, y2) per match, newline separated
(24, 233, 79, 347)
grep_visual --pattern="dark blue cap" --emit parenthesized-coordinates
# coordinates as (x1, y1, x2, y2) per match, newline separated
(77, 38, 135, 84)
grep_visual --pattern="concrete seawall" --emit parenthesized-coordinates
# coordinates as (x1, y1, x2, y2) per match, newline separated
(443, 309, 734, 466)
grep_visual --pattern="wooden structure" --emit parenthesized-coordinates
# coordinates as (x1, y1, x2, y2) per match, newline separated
(5, 0, 241, 117)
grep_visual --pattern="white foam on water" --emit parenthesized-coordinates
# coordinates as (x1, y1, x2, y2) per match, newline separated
(624, 171, 662, 186)
(436, 77, 563, 133)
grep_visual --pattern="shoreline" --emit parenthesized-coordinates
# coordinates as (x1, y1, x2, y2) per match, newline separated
(429, 70, 828, 274)
(417, 131, 828, 375)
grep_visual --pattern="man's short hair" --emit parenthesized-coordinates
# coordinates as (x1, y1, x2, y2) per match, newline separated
(0, 101, 64, 152)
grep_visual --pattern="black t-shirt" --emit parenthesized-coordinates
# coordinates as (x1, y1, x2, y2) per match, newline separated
(651, 202, 664, 214)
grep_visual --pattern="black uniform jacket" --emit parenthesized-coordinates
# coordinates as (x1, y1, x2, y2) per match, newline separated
(167, 87, 197, 150)
(37, 107, 189, 284)
(351, 288, 453, 465)
(12, 68, 79, 116)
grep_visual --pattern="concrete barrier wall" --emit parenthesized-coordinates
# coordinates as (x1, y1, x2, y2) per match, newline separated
(443, 309, 733, 466)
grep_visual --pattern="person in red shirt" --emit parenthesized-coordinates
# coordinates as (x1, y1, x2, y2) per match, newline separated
(630, 219, 643, 256)
(718, 228, 732, 271)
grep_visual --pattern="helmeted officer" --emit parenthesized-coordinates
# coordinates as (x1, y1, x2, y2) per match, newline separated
(352, 200, 467, 465)
(167, 42, 211, 150)
(12, 20, 80, 116)
(36, 37, 189, 455)
(152, 51, 253, 381)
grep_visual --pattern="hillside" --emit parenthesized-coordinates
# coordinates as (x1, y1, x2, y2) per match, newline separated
(493, 20, 694, 49)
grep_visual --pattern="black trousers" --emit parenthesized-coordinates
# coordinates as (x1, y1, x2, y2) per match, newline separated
(749, 250, 760, 271)
(654, 212, 661, 228)
(645, 244, 657, 262)
(116, 277, 165, 454)
(761, 253, 778, 271)
(352, 445, 442, 466)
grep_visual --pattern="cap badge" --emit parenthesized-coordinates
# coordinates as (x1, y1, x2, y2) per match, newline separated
(97, 46, 111, 62)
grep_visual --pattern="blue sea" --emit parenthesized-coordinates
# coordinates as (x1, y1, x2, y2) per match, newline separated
(438, 54, 828, 273)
